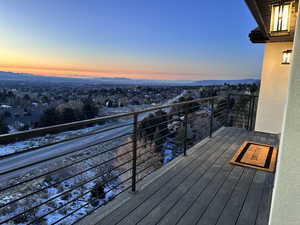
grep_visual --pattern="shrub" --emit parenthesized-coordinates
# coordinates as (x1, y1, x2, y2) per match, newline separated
(38, 107, 60, 127)
(91, 182, 105, 200)
(0, 118, 9, 134)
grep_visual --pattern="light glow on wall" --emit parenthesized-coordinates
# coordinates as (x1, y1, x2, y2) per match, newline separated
(271, 3, 291, 32)
(282, 50, 292, 64)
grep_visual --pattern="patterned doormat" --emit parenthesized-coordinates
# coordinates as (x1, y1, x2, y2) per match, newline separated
(230, 141, 277, 172)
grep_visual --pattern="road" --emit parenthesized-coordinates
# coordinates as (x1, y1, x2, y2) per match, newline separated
(0, 124, 132, 179)
(0, 91, 187, 180)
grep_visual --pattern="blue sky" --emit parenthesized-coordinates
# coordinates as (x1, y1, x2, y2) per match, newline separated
(0, 0, 263, 80)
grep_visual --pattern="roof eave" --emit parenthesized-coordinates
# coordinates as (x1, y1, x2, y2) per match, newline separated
(244, 0, 270, 42)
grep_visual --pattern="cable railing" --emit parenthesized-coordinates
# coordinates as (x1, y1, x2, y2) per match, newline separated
(0, 95, 247, 225)
(228, 93, 258, 131)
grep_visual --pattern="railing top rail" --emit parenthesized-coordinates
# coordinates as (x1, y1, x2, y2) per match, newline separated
(229, 93, 258, 97)
(0, 92, 254, 225)
(0, 96, 217, 144)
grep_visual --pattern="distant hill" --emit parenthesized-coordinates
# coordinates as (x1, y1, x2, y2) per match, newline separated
(193, 79, 259, 86)
(0, 71, 259, 86)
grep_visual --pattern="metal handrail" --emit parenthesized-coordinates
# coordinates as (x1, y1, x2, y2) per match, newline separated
(0, 95, 231, 225)
(0, 96, 215, 144)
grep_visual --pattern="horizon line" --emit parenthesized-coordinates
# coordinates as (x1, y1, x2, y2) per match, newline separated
(0, 70, 260, 82)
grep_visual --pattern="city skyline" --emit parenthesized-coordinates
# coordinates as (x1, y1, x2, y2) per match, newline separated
(0, 0, 263, 80)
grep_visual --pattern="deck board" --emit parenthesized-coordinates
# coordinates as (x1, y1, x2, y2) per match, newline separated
(195, 166, 244, 225)
(97, 127, 236, 225)
(158, 131, 247, 225)
(255, 173, 275, 225)
(89, 127, 277, 225)
(235, 171, 266, 225)
(135, 131, 242, 225)
(215, 168, 256, 225)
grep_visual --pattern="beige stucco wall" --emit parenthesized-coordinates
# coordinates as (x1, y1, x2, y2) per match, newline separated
(268, 8, 300, 225)
(255, 42, 293, 134)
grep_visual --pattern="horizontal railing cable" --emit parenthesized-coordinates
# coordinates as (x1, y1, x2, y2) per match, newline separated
(0, 148, 134, 210)
(47, 176, 132, 225)
(27, 169, 133, 225)
(137, 131, 174, 151)
(0, 95, 236, 225)
(0, 122, 133, 159)
(138, 118, 179, 133)
(0, 96, 217, 144)
(69, 185, 132, 225)
(0, 132, 133, 176)
(0, 140, 133, 192)
(69, 119, 234, 225)
(0, 160, 133, 224)
(137, 127, 172, 143)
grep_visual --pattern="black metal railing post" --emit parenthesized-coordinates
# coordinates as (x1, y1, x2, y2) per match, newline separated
(227, 94, 231, 127)
(249, 96, 256, 131)
(209, 97, 214, 138)
(183, 109, 188, 156)
(1, 95, 248, 225)
(247, 95, 252, 130)
(131, 113, 138, 192)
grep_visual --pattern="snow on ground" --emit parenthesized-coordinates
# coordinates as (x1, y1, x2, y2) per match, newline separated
(36, 177, 122, 225)
(0, 135, 180, 224)
(0, 92, 189, 224)
(163, 139, 175, 164)
(0, 122, 114, 156)
(8, 125, 18, 134)
(0, 135, 128, 224)
(105, 104, 150, 114)
(163, 149, 173, 164)
(162, 137, 183, 165)
(0, 91, 187, 157)
(0, 159, 125, 224)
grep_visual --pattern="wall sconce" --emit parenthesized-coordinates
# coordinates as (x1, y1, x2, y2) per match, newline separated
(282, 50, 292, 64)
(270, 3, 291, 32)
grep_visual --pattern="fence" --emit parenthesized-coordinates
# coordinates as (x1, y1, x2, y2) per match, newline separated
(0, 94, 251, 225)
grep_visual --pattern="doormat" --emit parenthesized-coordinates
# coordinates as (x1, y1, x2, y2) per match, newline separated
(230, 141, 277, 172)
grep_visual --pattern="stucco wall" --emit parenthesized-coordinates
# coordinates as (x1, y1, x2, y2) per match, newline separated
(268, 10, 300, 225)
(255, 42, 293, 134)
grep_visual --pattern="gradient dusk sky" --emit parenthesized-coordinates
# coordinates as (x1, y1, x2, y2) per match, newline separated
(0, 0, 263, 80)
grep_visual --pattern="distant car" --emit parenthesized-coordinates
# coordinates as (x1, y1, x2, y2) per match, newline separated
(0, 104, 12, 109)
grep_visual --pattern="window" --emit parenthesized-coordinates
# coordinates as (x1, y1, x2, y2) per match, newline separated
(271, 3, 291, 32)
(282, 50, 292, 64)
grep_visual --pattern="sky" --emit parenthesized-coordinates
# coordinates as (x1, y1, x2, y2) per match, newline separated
(0, 0, 264, 80)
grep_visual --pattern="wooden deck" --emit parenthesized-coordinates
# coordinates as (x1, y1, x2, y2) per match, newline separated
(82, 127, 278, 225)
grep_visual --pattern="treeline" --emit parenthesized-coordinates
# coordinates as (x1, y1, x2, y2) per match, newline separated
(37, 99, 99, 128)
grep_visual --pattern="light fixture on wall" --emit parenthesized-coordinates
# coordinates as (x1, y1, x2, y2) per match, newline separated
(270, 2, 291, 33)
(282, 50, 292, 64)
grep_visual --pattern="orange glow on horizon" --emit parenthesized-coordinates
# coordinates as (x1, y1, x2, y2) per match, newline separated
(0, 65, 200, 81)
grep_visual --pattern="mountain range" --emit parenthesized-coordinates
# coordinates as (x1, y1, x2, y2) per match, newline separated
(0, 71, 259, 86)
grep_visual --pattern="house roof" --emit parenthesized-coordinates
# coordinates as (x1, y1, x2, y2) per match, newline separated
(245, 0, 299, 43)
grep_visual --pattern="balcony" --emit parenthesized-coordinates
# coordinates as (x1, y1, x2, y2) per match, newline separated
(0, 94, 276, 225)
(80, 127, 277, 225)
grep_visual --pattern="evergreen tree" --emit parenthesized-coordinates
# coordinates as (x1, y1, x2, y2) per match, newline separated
(38, 107, 60, 127)
(61, 107, 77, 123)
(82, 99, 98, 119)
(172, 96, 200, 115)
(214, 99, 227, 120)
(153, 127, 163, 152)
(0, 118, 9, 134)
(138, 110, 169, 145)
